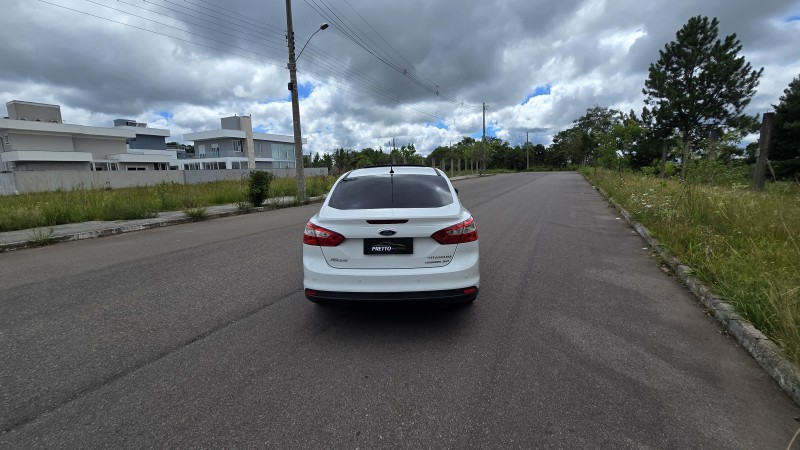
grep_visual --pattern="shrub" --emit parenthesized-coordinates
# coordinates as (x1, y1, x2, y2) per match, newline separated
(247, 170, 274, 207)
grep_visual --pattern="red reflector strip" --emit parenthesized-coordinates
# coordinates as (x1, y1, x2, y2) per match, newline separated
(366, 220, 409, 224)
(463, 287, 477, 295)
(305, 289, 318, 297)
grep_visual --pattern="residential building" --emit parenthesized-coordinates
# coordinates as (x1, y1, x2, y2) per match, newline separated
(110, 119, 173, 171)
(181, 115, 305, 170)
(0, 100, 174, 172)
(1, 100, 131, 172)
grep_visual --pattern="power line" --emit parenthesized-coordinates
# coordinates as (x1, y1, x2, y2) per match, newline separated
(38, 0, 479, 131)
(304, 0, 481, 110)
(141, 0, 285, 44)
(119, 0, 286, 52)
(187, 0, 286, 35)
(39, 0, 286, 65)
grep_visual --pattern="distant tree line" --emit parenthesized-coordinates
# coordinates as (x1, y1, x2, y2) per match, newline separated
(314, 138, 560, 176)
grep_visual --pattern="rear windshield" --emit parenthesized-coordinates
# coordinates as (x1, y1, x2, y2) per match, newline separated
(327, 174, 454, 209)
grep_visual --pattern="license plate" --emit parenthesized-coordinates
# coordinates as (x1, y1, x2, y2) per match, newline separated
(364, 238, 413, 255)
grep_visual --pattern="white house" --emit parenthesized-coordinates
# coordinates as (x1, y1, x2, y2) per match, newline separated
(182, 115, 305, 170)
(0, 100, 174, 172)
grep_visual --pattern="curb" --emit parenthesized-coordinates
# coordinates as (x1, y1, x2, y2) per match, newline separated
(0, 196, 325, 253)
(586, 178, 800, 407)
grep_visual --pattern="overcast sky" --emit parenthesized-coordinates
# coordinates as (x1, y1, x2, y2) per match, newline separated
(1, 0, 799, 155)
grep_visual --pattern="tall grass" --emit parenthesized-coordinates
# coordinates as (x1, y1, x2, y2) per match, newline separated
(584, 169, 800, 367)
(0, 176, 336, 232)
(267, 176, 336, 199)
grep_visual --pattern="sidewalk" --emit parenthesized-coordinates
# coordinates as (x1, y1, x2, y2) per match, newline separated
(0, 196, 315, 253)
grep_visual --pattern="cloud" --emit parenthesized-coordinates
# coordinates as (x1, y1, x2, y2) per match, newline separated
(1, 0, 799, 155)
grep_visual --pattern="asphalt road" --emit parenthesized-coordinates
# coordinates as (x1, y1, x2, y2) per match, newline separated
(1, 172, 798, 448)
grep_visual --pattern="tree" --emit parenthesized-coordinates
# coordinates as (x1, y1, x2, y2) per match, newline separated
(549, 127, 586, 166)
(530, 144, 547, 166)
(640, 106, 676, 177)
(399, 144, 423, 165)
(771, 74, 800, 179)
(643, 16, 763, 179)
(604, 113, 645, 173)
(332, 148, 355, 173)
(573, 106, 622, 168)
(322, 153, 333, 171)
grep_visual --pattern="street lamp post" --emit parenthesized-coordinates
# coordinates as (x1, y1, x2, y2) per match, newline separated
(284, 0, 327, 202)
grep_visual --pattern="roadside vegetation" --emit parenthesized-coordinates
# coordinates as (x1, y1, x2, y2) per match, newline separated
(573, 16, 800, 369)
(584, 168, 800, 367)
(0, 175, 335, 232)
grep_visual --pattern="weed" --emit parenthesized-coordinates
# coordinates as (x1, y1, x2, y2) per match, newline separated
(28, 227, 55, 247)
(183, 206, 208, 221)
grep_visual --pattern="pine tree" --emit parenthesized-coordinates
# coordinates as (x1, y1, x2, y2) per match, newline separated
(771, 74, 800, 163)
(642, 16, 763, 179)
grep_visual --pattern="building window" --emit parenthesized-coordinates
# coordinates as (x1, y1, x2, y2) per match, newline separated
(272, 142, 295, 168)
(202, 162, 225, 170)
(233, 139, 243, 152)
(127, 166, 146, 171)
(198, 144, 206, 157)
(210, 143, 220, 157)
(255, 141, 267, 158)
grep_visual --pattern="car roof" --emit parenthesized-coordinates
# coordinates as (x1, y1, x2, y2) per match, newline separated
(345, 165, 442, 177)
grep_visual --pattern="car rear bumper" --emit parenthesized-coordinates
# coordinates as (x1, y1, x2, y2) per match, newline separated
(303, 241, 480, 294)
(305, 287, 478, 304)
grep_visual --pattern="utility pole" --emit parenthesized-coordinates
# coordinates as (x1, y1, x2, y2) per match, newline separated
(284, 3, 327, 201)
(752, 112, 774, 191)
(284, 0, 305, 201)
(481, 102, 487, 174)
(526, 131, 530, 170)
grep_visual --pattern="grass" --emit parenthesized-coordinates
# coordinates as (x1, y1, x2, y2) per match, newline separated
(583, 168, 800, 367)
(27, 227, 55, 247)
(0, 175, 336, 232)
(182, 206, 208, 220)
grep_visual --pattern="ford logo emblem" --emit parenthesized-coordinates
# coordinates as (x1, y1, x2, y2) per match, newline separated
(379, 229, 397, 236)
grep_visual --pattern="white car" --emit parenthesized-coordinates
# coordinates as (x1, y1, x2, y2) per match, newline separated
(303, 165, 480, 304)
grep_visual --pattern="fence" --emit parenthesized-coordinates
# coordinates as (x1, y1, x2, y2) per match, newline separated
(0, 168, 329, 195)
(0, 173, 16, 195)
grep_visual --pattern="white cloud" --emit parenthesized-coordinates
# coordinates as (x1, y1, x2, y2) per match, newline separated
(1, 0, 798, 155)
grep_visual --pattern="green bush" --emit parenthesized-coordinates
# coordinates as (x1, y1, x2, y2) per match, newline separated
(247, 170, 274, 206)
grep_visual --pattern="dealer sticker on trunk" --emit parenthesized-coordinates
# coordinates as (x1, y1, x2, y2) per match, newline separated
(363, 238, 413, 255)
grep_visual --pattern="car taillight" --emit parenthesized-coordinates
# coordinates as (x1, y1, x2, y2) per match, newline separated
(303, 222, 345, 246)
(431, 217, 478, 245)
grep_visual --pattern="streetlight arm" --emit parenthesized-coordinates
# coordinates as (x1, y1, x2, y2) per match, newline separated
(296, 23, 329, 62)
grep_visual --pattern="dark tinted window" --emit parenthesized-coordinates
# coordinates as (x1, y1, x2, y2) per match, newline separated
(328, 174, 454, 209)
